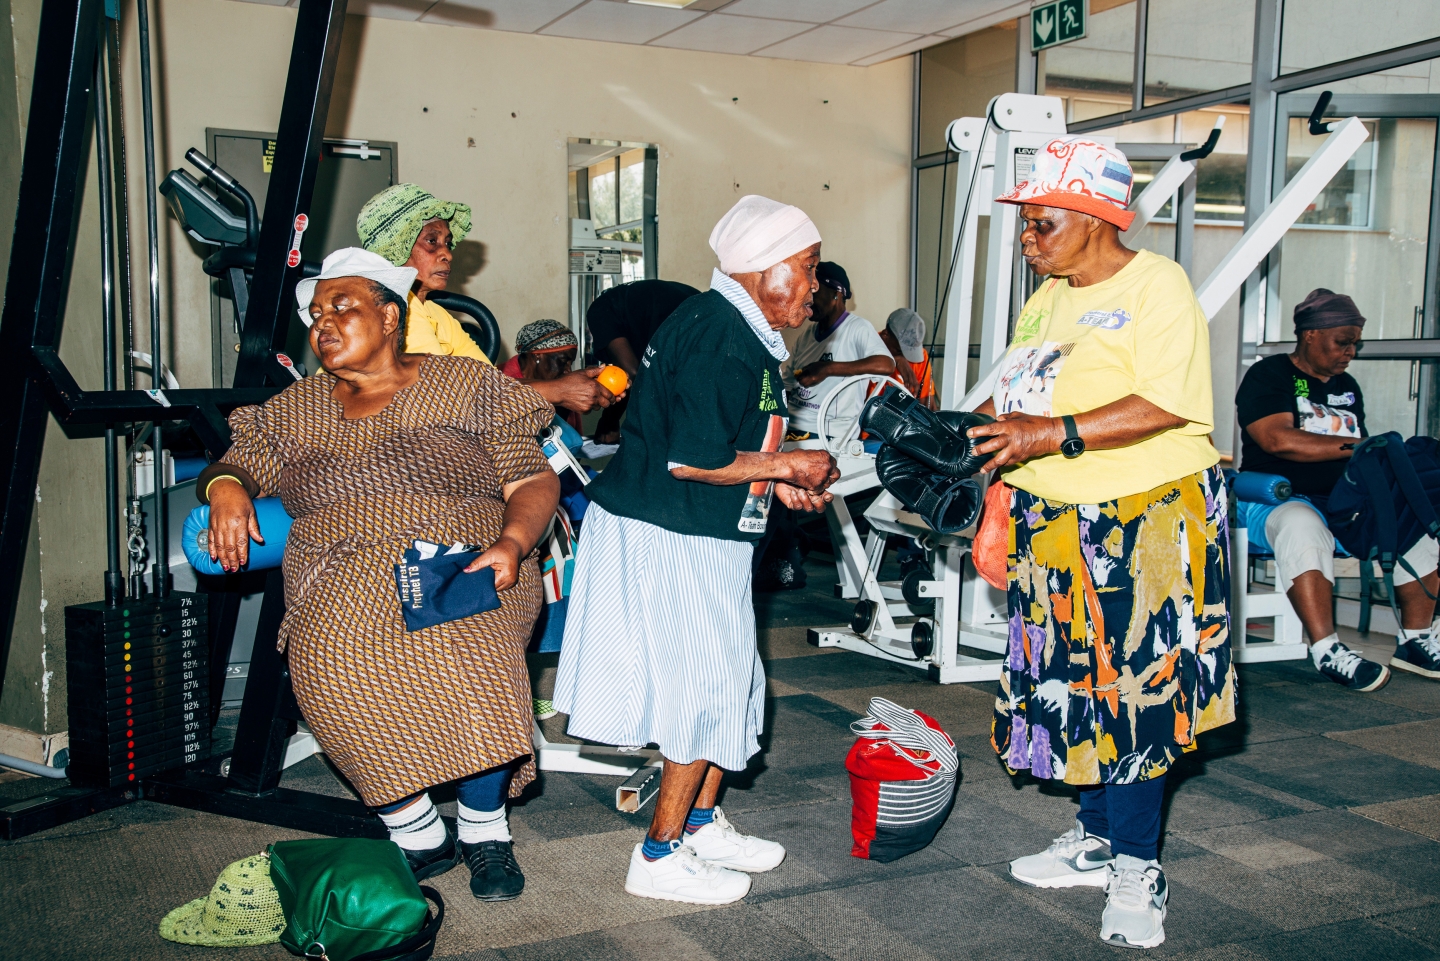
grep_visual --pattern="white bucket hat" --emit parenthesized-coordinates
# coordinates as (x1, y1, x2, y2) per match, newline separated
(295, 247, 418, 326)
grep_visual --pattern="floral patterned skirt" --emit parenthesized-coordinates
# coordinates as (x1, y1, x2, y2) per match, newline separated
(991, 466, 1236, 785)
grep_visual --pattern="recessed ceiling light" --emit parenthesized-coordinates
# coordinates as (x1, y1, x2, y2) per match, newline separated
(627, 0, 696, 7)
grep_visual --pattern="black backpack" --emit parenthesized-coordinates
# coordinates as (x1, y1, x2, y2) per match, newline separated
(1324, 432, 1440, 613)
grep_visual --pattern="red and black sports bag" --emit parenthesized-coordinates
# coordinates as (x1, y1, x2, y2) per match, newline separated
(846, 697, 959, 863)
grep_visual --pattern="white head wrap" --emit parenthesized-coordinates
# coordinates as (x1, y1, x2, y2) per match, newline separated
(708, 195, 821, 275)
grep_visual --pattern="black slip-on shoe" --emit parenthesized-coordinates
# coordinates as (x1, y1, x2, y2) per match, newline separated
(403, 821, 461, 882)
(461, 839, 525, 902)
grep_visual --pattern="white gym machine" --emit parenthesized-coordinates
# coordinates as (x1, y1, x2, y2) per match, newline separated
(807, 92, 1372, 683)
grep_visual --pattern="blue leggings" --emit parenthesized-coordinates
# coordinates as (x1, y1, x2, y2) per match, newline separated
(373, 761, 516, 815)
(1076, 774, 1166, 862)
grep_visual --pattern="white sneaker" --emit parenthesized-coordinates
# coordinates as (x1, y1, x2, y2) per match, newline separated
(683, 808, 786, 873)
(1009, 819, 1113, 889)
(624, 841, 752, 905)
(1100, 854, 1168, 949)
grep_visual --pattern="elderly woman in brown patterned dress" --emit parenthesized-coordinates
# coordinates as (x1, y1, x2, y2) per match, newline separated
(199, 247, 559, 903)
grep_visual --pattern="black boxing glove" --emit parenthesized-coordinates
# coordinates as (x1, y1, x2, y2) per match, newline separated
(860, 391, 995, 478)
(874, 445, 984, 535)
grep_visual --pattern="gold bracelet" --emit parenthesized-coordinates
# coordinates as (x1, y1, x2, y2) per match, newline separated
(204, 474, 244, 501)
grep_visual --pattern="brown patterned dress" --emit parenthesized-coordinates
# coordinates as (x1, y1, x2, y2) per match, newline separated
(211, 355, 553, 805)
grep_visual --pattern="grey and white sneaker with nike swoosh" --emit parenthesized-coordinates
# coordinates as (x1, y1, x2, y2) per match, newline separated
(1100, 854, 1168, 949)
(1009, 819, 1114, 889)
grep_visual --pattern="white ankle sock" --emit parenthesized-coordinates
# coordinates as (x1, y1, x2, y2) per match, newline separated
(1311, 633, 1341, 668)
(457, 802, 510, 844)
(377, 793, 447, 851)
(1401, 627, 1431, 640)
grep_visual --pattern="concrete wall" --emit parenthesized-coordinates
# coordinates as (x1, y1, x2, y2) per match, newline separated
(0, 0, 913, 737)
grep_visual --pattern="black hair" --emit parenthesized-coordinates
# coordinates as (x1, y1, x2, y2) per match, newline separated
(367, 280, 409, 352)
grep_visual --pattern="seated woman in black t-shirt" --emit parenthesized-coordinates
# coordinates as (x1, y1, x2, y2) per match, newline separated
(1236, 289, 1440, 689)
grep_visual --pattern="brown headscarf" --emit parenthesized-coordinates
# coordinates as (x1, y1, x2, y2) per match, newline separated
(1294, 288, 1366, 332)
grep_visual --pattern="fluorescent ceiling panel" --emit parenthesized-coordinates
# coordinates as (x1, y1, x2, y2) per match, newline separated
(853, 32, 949, 65)
(755, 23, 921, 63)
(648, 13, 813, 53)
(419, 0, 584, 31)
(540, 0, 703, 44)
(721, 0, 876, 24)
(839, 0, 988, 35)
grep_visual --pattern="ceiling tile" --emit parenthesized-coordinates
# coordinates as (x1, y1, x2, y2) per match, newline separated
(938, 0, 1029, 36)
(721, 0, 877, 25)
(838, 0, 988, 35)
(753, 23, 920, 63)
(345, 0, 437, 21)
(851, 32, 949, 65)
(647, 13, 813, 54)
(539, 0, 704, 44)
(419, 0, 583, 31)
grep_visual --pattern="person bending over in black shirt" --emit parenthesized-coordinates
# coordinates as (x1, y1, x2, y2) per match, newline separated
(1236, 289, 1440, 691)
(587, 280, 700, 443)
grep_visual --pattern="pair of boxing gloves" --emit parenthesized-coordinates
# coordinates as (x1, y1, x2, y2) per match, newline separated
(858, 391, 995, 535)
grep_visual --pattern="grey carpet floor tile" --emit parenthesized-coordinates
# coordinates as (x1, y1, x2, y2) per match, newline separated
(1161, 769, 1325, 832)
(764, 653, 931, 694)
(758, 626, 842, 662)
(926, 790, 1073, 867)
(1372, 903, 1440, 948)
(752, 888, 951, 961)
(1253, 808, 1438, 857)
(1326, 717, 1440, 770)
(1210, 735, 1440, 806)
(825, 866, 1121, 961)
(1331, 838, 1440, 900)
(1350, 793, 1440, 843)
(667, 902, 844, 960)
(1225, 918, 1440, 961)
(1365, 673, 1440, 716)
(1235, 676, 1433, 734)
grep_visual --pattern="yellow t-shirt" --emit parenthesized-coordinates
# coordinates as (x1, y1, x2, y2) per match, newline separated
(993, 248, 1218, 504)
(405, 293, 490, 364)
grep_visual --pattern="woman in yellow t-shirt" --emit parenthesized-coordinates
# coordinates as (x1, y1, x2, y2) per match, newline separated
(964, 139, 1235, 950)
(356, 184, 620, 416)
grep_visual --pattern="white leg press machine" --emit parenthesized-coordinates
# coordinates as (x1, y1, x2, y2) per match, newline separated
(807, 92, 1373, 683)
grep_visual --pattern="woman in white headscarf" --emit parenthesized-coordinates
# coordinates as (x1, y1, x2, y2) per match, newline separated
(554, 196, 840, 906)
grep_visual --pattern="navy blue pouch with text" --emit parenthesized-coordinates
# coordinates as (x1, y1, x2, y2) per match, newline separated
(393, 547, 501, 632)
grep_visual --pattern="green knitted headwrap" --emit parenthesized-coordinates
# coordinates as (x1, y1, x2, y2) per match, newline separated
(356, 183, 473, 266)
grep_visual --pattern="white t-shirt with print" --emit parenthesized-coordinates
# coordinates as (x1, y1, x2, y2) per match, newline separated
(781, 312, 890, 434)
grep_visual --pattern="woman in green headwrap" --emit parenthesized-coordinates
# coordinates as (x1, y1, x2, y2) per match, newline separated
(357, 184, 619, 414)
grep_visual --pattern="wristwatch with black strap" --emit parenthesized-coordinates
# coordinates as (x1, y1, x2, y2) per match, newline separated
(1060, 415, 1085, 459)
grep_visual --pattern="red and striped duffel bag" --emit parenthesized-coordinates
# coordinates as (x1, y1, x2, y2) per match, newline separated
(846, 697, 959, 862)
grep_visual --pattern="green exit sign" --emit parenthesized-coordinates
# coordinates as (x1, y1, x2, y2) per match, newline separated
(1031, 0, 1086, 52)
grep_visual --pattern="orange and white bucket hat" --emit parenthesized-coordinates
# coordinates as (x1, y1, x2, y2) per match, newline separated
(996, 137, 1136, 230)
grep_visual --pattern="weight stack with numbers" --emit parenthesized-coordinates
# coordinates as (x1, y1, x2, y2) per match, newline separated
(64, 593, 210, 788)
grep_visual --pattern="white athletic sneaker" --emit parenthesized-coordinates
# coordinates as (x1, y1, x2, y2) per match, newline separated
(1009, 819, 1113, 889)
(623, 841, 752, 905)
(683, 808, 786, 873)
(1100, 854, 1168, 949)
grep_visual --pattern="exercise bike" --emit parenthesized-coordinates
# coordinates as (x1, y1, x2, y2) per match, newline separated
(161, 148, 502, 361)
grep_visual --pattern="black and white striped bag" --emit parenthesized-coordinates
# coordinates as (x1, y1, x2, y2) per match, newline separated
(845, 697, 959, 862)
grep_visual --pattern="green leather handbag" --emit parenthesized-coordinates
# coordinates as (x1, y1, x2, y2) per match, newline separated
(267, 838, 444, 961)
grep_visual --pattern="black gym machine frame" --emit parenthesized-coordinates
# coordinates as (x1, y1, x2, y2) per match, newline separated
(0, 0, 386, 839)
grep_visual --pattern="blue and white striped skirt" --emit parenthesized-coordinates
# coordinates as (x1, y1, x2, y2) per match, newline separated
(553, 502, 766, 771)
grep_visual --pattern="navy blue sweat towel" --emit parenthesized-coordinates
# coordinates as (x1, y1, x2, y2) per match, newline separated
(393, 548, 501, 632)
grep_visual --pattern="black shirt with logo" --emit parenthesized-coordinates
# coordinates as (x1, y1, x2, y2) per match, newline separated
(587, 289, 787, 542)
(1236, 353, 1365, 496)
